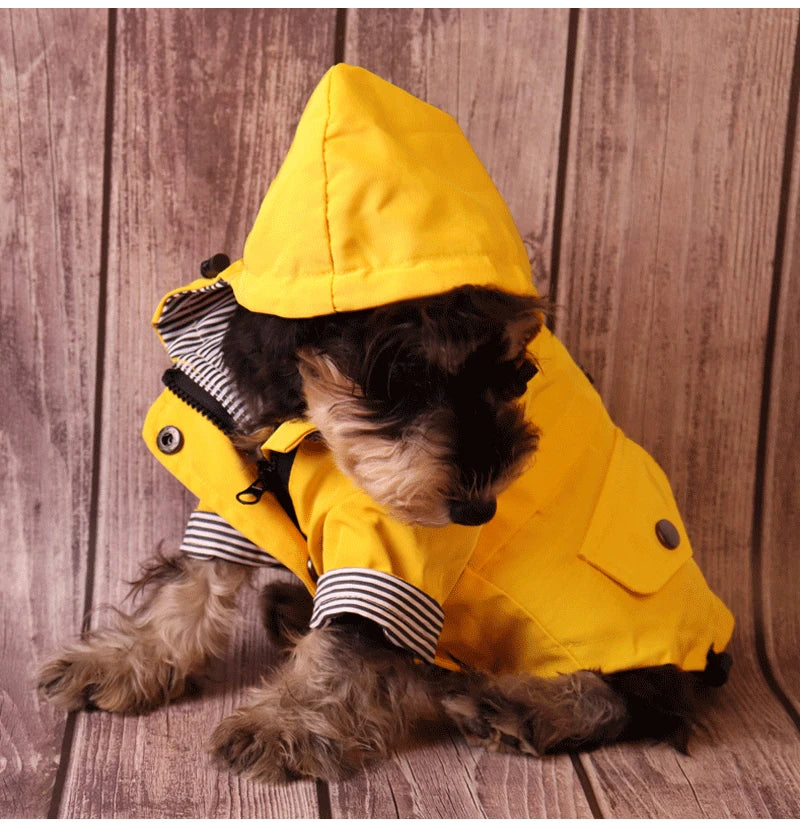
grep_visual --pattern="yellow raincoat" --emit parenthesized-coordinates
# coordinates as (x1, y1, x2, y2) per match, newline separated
(144, 65, 733, 677)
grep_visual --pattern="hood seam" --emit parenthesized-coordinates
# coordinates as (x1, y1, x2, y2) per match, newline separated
(321, 68, 337, 312)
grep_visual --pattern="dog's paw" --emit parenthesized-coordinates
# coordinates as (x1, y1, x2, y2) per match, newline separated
(211, 703, 355, 782)
(441, 691, 540, 755)
(37, 634, 187, 713)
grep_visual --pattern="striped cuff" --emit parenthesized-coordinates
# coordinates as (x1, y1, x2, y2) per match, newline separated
(180, 510, 283, 568)
(309, 568, 444, 662)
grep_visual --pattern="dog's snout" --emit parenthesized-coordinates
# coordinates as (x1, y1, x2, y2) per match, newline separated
(449, 498, 497, 527)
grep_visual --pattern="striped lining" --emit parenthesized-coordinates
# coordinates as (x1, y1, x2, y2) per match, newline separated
(157, 281, 251, 428)
(180, 510, 282, 568)
(310, 568, 444, 662)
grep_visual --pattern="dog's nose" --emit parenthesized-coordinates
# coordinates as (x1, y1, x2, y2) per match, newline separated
(449, 498, 497, 526)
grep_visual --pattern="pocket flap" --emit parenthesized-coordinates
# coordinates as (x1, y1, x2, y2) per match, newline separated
(578, 430, 692, 594)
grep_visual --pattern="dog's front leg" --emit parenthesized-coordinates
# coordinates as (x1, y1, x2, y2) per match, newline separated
(38, 554, 250, 713)
(212, 619, 436, 782)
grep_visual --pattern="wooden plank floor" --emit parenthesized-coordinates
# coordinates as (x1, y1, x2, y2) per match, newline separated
(2, 9, 800, 818)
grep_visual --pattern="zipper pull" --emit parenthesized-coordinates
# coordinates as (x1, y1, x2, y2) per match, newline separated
(236, 459, 277, 505)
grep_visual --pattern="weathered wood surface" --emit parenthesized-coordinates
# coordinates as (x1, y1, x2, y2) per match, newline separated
(330, 742, 594, 819)
(55, 10, 336, 819)
(3, 7, 800, 819)
(0, 9, 108, 818)
(761, 36, 800, 719)
(558, 9, 800, 817)
(47, 11, 335, 817)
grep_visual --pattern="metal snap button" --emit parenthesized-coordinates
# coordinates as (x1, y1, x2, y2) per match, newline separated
(655, 519, 680, 549)
(306, 557, 319, 583)
(157, 425, 183, 454)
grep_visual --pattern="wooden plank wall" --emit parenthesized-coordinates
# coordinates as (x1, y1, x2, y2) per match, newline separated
(561, 12, 800, 816)
(1, 9, 108, 817)
(2, 8, 799, 819)
(62, 10, 336, 817)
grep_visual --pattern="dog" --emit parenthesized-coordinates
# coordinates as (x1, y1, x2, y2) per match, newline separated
(36, 282, 732, 782)
(37, 64, 733, 783)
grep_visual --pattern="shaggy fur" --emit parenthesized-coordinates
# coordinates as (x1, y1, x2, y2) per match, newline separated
(38, 284, 729, 782)
(38, 555, 250, 713)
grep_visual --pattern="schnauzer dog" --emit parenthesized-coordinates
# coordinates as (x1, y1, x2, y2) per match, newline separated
(38, 284, 730, 782)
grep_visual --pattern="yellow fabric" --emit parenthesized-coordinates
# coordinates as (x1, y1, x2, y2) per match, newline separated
(143, 390, 315, 589)
(145, 290, 734, 676)
(144, 64, 734, 677)
(262, 420, 318, 454)
(283, 436, 480, 607)
(436, 329, 733, 676)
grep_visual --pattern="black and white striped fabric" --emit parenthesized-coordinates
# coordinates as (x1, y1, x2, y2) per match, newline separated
(181, 510, 283, 568)
(157, 281, 252, 428)
(310, 568, 444, 662)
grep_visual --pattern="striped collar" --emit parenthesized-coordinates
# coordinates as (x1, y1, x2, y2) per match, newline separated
(155, 278, 252, 430)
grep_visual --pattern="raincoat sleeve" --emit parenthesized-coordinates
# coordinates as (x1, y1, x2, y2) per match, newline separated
(308, 492, 480, 662)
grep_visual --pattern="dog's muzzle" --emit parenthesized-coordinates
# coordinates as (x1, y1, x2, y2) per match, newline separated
(449, 498, 497, 527)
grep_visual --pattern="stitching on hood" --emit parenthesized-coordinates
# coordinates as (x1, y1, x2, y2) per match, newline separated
(321, 68, 337, 312)
(325, 252, 531, 280)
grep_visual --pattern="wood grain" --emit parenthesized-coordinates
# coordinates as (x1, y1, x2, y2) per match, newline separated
(331, 736, 593, 819)
(0, 9, 108, 817)
(345, 8, 570, 290)
(558, 9, 800, 816)
(761, 43, 800, 714)
(580, 632, 800, 818)
(58, 9, 335, 817)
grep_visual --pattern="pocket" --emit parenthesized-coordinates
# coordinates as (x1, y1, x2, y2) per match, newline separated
(578, 429, 693, 595)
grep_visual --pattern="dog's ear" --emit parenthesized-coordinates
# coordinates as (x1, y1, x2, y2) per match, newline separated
(417, 288, 546, 374)
(223, 306, 312, 424)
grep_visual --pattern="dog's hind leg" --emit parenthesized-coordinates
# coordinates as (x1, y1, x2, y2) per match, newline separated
(38, 554, 250, 713)
(437, 668, 630, 755)
(438, 662, 710, 754)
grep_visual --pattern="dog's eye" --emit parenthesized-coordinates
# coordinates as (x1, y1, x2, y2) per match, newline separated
(488, 356, 538, 400)
(516, 358, 538, 387)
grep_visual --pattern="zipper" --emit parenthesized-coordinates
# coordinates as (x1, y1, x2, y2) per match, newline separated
(236, 459, 279, 505)
(162, 366, 236, 434)
(237, 456, 304, 535)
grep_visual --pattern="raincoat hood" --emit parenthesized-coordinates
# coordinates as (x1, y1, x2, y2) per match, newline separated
(223, 63, 536, 316)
